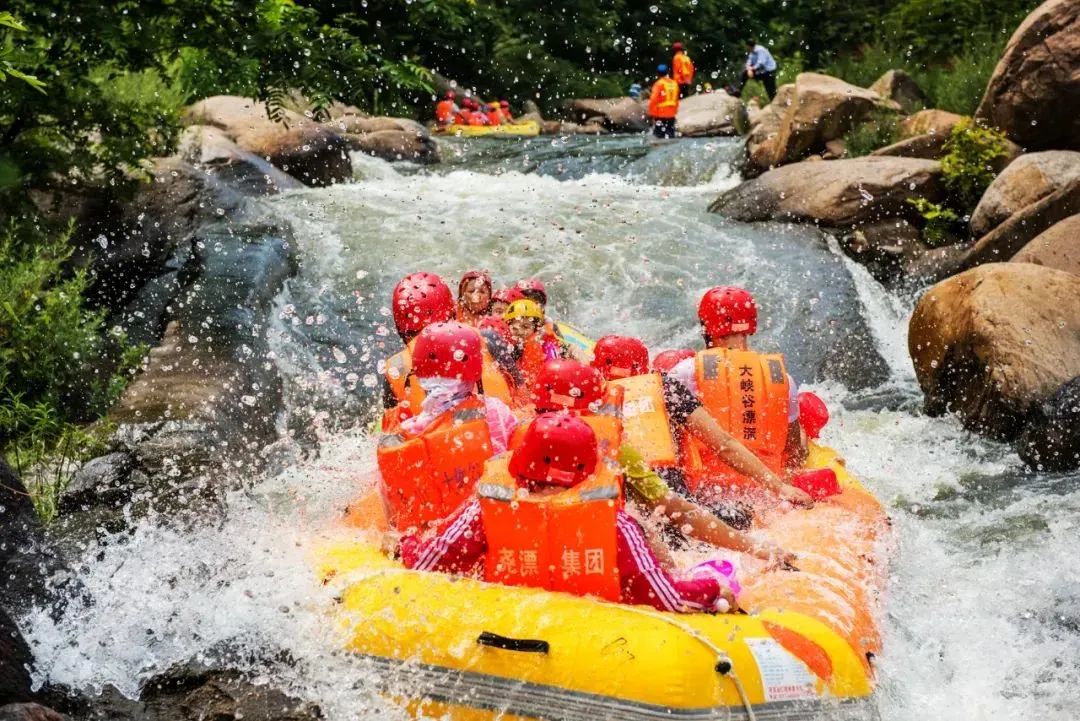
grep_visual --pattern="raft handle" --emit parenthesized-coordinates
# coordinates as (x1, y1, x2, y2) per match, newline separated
(477, 631, 550, 654)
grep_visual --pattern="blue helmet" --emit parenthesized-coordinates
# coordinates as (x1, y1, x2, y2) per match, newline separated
(657, 64, 669, 74)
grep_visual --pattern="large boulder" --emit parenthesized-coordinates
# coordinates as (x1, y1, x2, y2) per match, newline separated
(344, 129, 439, 164)
(745, 73, 884, 173)
(970, 151, 1080, 237)
(1011, 214, 1080, 275)
(975, 0, 1080, 151)
(239, 124, 351, 187)
(182, 96, 352, 185)
(176, 126, 304, 196)
(897, 109, 963, 139)
(908, 262, 1080, 438)
(957, 178, 1080, 273)
(710, 156, 944, 228)
(869, 69, 927, 113)
(745, 84, 795, 171)
(676, 93, 748, 137)
(871, 133, 950, 161)
(1015, 376, 1080, 471)
(563, 97, 648, 133)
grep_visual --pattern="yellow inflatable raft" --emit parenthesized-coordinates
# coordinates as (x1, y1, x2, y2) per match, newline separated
(318, 443, 889, 720)
(432, 120, 542, 138)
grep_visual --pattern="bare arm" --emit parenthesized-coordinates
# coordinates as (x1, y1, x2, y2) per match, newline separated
(653, 492, 796, 567)
(685, 407, 813, 506)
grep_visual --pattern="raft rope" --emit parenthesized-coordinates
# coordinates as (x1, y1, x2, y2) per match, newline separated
(331, 567, 759, 720)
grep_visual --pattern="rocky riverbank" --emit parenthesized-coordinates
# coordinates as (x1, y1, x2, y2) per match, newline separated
(708, 0, 1080, 469)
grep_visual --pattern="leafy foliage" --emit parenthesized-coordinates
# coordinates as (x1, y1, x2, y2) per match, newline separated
(941, 119, 1009, 209)
(842, 109, 901, 157)
(908, 197, 964, 248)
(0, 220, 144, 517)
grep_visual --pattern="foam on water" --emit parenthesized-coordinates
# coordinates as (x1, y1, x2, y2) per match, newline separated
(21, 136, 1080, 721)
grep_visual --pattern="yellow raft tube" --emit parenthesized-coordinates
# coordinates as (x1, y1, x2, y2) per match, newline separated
(317, 444, 889, 720)
(432, 120, 542, 138)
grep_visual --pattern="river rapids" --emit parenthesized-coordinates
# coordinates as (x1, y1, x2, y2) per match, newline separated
(20, 136, 1080, 720)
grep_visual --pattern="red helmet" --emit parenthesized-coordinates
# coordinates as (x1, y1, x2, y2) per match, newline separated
(391, 273, 455, 337)
(411, 321, 483, 383)
(458, 270, 492, 299)
(798, 391, 830, 440)
(592, 335, 650, 380)
(533, 360, 605, 411)
(516, 278, 547, 305)
(492, 286, 524, 304)
(478, 316, 512, 340)
(673, 41, 684, 51)
(652, 348, 695, 374)
(698, 286, 758, 339)
(509, 412, 598, 488)
(445, 90, 456, 99)
(500, 100, 510, 108)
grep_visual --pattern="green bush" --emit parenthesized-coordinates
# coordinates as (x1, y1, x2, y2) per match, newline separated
(842, 109, 901, 157)
(0, 220, 145, 519)
(907, 197, 964, 247)
(940, 118, 1009, 208)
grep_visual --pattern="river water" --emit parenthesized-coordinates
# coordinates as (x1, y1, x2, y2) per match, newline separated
(21, 136, 1080, 720)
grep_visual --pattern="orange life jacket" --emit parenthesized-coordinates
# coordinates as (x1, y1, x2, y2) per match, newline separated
(377, 397, 493, 532)
(610, 372, 679, 469)
(681, 348, 791, 495)
(511, 335, 549, 407)
(468, 111, 489, 126)
(383, 342, 514, 430)
(435, 99, 457, 124)
(485, 110, 502, 125)
(478, 454, 623, 601)
(673, 52, 695, 85)
(648, 77, 680, 119)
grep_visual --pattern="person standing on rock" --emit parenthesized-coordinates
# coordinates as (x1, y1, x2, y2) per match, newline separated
(672, 42, 695, 98)
(729, 39, 778, 100)
(647, 65, 680, 139)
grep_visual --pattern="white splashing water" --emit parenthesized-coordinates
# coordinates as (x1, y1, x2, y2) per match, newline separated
(21, 138, 1080, 721)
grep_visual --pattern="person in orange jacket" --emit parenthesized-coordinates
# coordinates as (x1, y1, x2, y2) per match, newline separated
(647, 64, 680, 140)
(672, 42, 695, 98)
(434, 90, 460, 126)
(485, 102, 503, 125)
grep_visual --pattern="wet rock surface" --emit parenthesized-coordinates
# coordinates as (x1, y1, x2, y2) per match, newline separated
(0, 703, 66, 721)
(675, 93, 748, 137)
(1016, 376, 1080, 472)
(969, 151, 1080, 238)
(1010, 213, 1080, 275)
(909, 262, 1080, 439)
(563, 97, 648, 133)
(975, 0, 1080, 151)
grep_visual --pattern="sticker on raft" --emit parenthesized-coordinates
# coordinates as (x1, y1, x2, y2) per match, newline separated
(744, 637, 818, 702)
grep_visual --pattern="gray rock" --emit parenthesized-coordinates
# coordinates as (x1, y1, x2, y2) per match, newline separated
(563, 97, 648, 133)
(60, 453, 134, 510)
(676, 92, 748, 137)
(710, 156, 944, 228)
(176, 126, 304, 196)
(970, 151, 1080, 237)
(869, 69, 927, 113)
(1016, 376, 1080, 471)
(975, 0, 1080, 151)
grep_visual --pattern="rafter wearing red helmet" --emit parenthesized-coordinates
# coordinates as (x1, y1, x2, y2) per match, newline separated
(382, 273, 515, 427)
(399, 413, 737, 614)
(377, 321, 519, 534)
(664, 286, 813, 508)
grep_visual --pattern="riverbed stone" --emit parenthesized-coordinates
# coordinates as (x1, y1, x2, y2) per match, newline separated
(563, 97, 648, 132)
(1011, 214, 1080, 275)
(710, 156, 944, 228)
(60, 452, 135, 511)
(1016, 376, 1080, 471)
(871, 133, 949, 160)
(176, 126, 303, 196)
(676, 92, 748, 136)
(970, 151, 1080, 237)
(745, 73, 883, 173)
(0, 704, 66, 721)
(869, 69, 927, 113)
(897, 109, 963, 139)
(908, 262, 1080, 439)
(344, 129, 439, 163)
(975, 0, 1080, 151)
